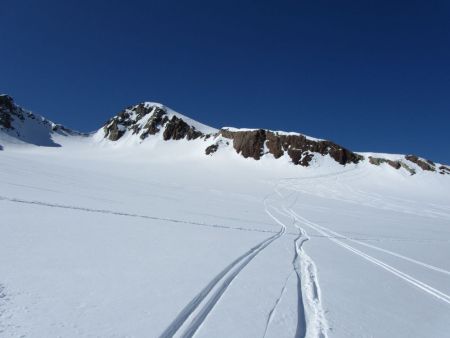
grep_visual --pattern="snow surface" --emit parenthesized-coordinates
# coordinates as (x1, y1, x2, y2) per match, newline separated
(0, 112, 449, 337)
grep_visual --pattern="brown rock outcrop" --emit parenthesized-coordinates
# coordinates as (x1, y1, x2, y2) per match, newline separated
(163, 116, 204, 141)
(219, 129, 363, 166)
(405, 155, 436, 172)
(103, 104, 205, 142)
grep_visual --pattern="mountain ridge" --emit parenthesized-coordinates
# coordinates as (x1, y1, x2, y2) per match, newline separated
(1, 94, 448, 176)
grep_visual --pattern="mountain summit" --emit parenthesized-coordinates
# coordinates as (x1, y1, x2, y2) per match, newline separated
(1, 95, 448, 176)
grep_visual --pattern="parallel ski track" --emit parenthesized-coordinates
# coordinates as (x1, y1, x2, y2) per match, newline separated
(159, 202, 286, 338)
(262, 178, 330, 338)
(290, 210, 450, 306)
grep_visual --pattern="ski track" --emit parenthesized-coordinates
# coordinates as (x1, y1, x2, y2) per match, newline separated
(159, 171, 331, 338)
(282, 178, 450, 222)
(324, 229, 450, 276)
(290, 210, 450, 306)
(283, 206, 328, 338)
(159, 201, 286, 338)
(9, 168, 424, 337)
(262, 271, 295, 338)
(263, 180, 330, 338)
(0, 195, 278, 235)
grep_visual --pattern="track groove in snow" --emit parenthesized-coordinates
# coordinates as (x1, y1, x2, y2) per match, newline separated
(263, 180, 329, 338)
(158, 182, 300, 337)
(0, 195, 278, 235)
(262, 271, 295, 338)
(290, 210, 450, 306)
(319, 229, 450, 276)
(159, 203, 286, 337)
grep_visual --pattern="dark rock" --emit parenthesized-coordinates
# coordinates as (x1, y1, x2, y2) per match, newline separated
(205, 144, 219, 155)
(0, 95, 15, 129)
(0, 111, 12, 129)
(103, 105, 164, 141)
(439, 165, 450, 175)
(0, 94, 31, 130)
(399, 162, 416, 175)
(0, 95, 14, 111)
(220, 129, 266, 160)
(163, 116, 204, 141)
(103, 103, 205, 142)
(369, 156, 416, 175)
(266, 132, 284, 159)
(220, 129, 363, 166)
(369, 156, 401, 169)
(405, 155, 436, 172)
(140, 108, 168, 140)
(104, 121, 125, 141)
(369, 157, 384, 166)
(387, 160, 402, 170)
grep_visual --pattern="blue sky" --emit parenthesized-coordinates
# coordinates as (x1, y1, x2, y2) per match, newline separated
(1, 0, 449, 162)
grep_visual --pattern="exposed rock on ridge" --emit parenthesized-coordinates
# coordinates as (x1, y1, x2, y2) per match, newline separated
(219, 129, 364, 166)
(103, 103, 206, 142)
(0, 94, 85, 148)
(101, 103, 448, 173)
(0, 94, 81, 138)
(405, 155, 436, 172)
(0, 95, 25, 130)
(369, 156, 416, 175)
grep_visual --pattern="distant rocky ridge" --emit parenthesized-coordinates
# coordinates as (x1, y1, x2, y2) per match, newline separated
(1, 95, 448, 175)
(100, 101, 448, 175)
(0, 94, 84, 147)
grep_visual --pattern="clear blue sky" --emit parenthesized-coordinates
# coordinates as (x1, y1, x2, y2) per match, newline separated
(1, 0, 449, 163)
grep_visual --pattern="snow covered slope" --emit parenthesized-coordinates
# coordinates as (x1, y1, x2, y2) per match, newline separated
(0, 96, 449, 337)
(0, 95, 86, 149)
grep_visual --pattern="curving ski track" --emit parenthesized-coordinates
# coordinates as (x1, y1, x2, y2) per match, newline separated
(159, 202, 286, 338)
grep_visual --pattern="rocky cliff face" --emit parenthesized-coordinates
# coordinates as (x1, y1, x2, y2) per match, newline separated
(217, 129, 363, 166)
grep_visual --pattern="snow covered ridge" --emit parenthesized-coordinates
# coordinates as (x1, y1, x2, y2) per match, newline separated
(101, 102, 216, 142)
(216, 128, 363, 166)
(0, 94, 86, 147)
(99, 103, 363, 167)
(1, 95, 449, 175)
(99, 103, 450, 174)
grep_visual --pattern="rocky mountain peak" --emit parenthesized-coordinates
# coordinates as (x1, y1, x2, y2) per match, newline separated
(102, 102, 209, 142)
